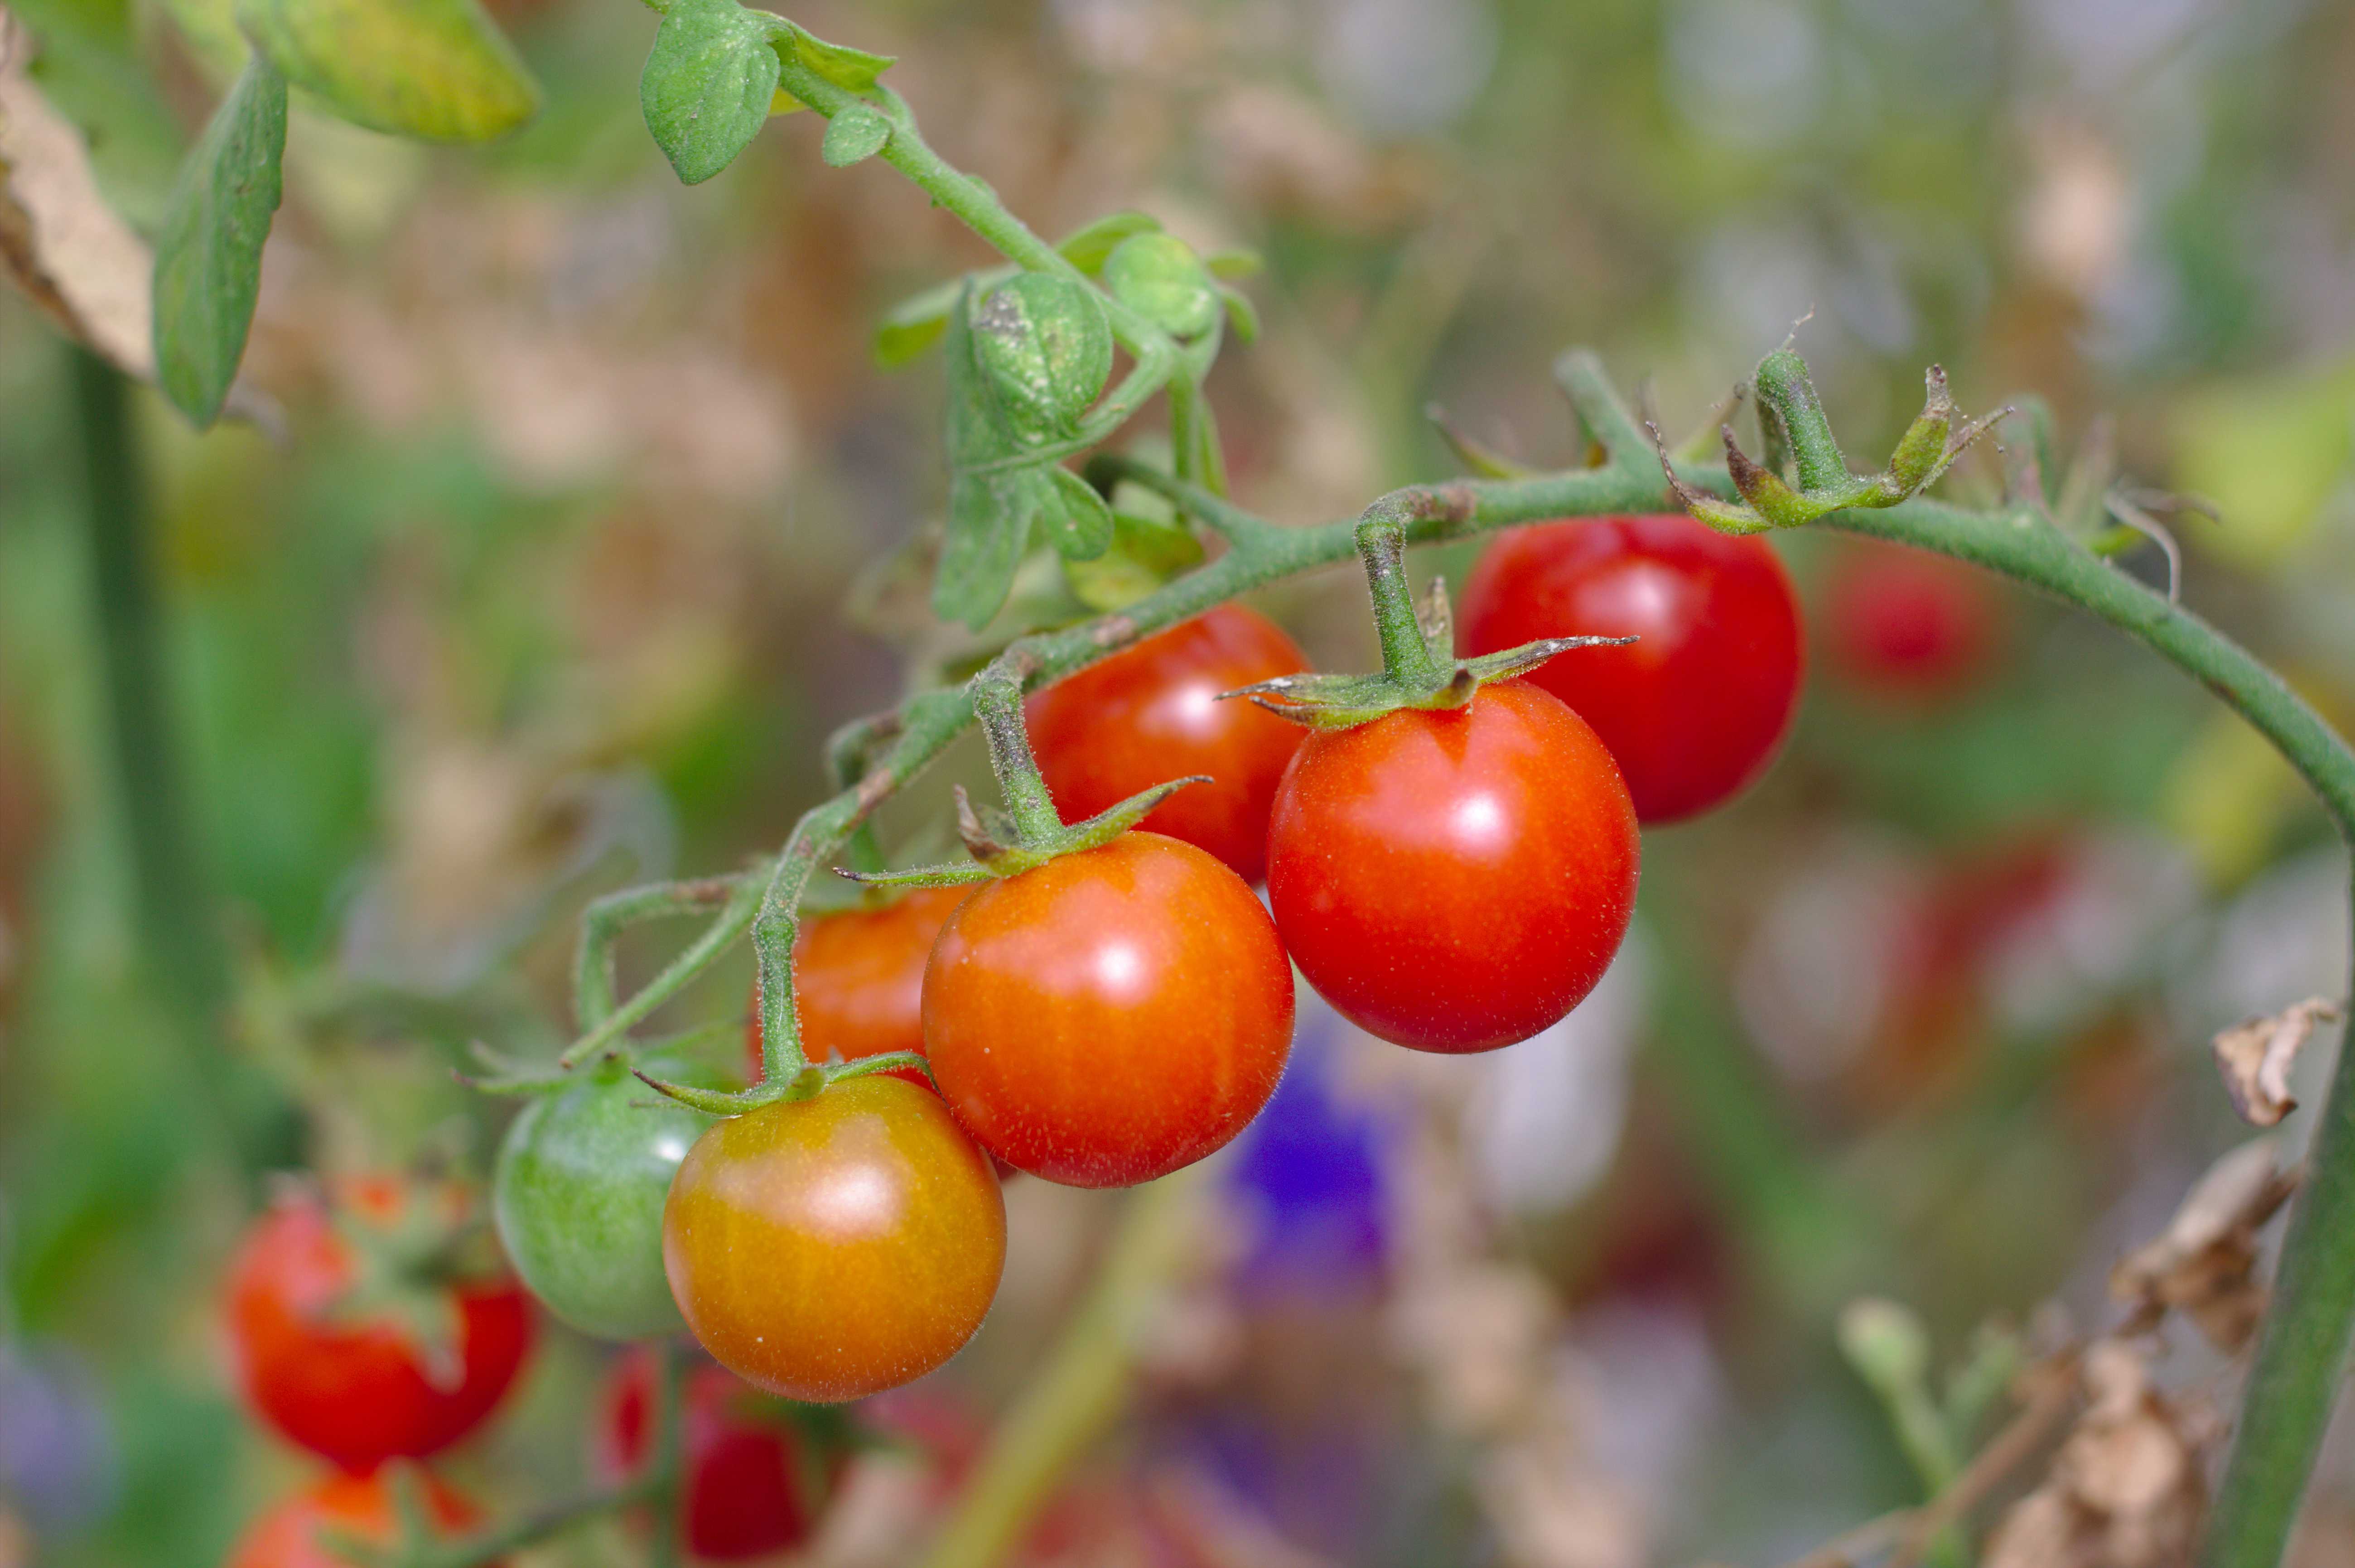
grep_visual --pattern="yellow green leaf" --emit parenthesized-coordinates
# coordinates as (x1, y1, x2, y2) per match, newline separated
(234, 0, 540, 143)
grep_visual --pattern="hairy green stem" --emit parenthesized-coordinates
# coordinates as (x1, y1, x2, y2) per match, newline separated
(968, 654, 1065, 847)
(1354, 499, 1449, 689)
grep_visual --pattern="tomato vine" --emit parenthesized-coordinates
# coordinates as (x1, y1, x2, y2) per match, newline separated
(119, 0, 2355, 1560)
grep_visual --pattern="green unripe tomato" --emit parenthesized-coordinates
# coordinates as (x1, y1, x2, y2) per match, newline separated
(492, 1057, 721, 1340)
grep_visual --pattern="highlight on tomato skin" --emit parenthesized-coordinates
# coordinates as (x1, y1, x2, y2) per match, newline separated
(224, 1469, 492, 1568)
(920, 831, 1296, 1188)
(1265, 680, 1641, 1054)
(224, 1178, 536, 1475)
(1024, 606, 1311, 881)
(661, 1075, 1006, 1404)
(595, 1350, 846, 1562)
(1459, 513, 1805, 824)
(743, 884, 971, 1087)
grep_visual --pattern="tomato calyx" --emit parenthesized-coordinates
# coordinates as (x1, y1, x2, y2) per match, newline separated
(1225, 499, 1632, 732)
(843, 646, 1213, 884)
(294, 1177, 503, 1394)
(1653, 351, 2010, 535)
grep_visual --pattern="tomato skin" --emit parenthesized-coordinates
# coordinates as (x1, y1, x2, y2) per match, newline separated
(1265, 681, 1639, 1053)
(1459, 514, 1804, 823)
(225, 1470, 490, 1568)
(744, 885, 970, 1086)
(923, 832, 1295, 1188)
(598, 1352, 844, 1561)
(493, 1058, 718, 1342)
(226, 1182, 534, 1473)
(1024, 606, 1310, 880)
(662, 1076, 1004, 1403)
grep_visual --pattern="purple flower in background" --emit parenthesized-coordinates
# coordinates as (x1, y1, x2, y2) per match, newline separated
(1225, 996, 1399, 1300)
(0, 1342, 115, 1534)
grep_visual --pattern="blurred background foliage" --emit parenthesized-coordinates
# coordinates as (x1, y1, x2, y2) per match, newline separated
(5, 0, 2355, 1563)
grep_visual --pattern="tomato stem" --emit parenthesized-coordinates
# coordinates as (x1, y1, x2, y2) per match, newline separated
(1355, 499, 1449, 690)
(968, 654, 1068, 848)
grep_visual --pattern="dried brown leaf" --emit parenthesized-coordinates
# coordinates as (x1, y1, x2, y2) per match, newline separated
(2110, 1139, 2296, 1353)
(0, 15, 154, 374)
(1982, 1341, 2210, 1568)
(2212, 997, 2342, 1128)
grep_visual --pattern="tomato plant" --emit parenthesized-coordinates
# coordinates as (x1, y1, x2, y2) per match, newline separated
(225, 1469, 489, 1568)
(661, 1074, 1005, 1403)
(492, 1056, 720, 1341)
(597, 1350, 845, 1561)
(1023, 606, 1310, 880)
(226, 1178, 534, 1473)
(743, 884, 969, 1086)
(922, 831, 1295, 1187)
(1458, 513, 1805, 822)
(1265, 680, 1640, 1053)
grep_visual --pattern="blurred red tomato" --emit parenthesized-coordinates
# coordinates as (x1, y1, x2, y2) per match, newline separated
(1823, 539, 1999, 700)
(226, 1470, 490, 1568)
(598, 1352, 845, 1562)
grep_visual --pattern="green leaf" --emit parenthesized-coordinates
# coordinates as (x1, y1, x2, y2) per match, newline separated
(234, 0, 537, 142)
(152, 53, 286, 429)
(936, 281, 1033, 629)
(1103, 231, 1218, 340)
(1205, 248, 1263, 280)
(969, 273, 1112, 443)
(1217, 283, 1259, 344)
(820, 102, 891, 166)
(1039, 466, 1113, 560)
(1063, 509, 1203, 612)
(936, 472, 1032, 631)
(873, 270, 1010, 368)
(639, 0, 780, 185)
(782, 23, 893, 95)
(1056, 211, 1161, 276)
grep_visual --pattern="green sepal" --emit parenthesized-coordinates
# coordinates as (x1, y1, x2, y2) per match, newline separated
(235, 0, 538, 142)
(1224, 635, 1635, 732)
(845, 774, 1207, 886)
(821, 102, 892, 165)
(1427, 404, 1539, 480)
(1056, 210, 1162, 275)
(1658, 356, 2010, 535)
(640, 0, 779, 185)
(152, 51, 285, 429)
(1103, 231, 1218, 340)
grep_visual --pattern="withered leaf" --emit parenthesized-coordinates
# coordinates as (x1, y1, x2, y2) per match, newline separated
(2212, 996, 2342, 1128)
(2110, 1139, 2296, 1354)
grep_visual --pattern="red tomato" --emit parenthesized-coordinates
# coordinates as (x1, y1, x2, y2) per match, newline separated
(1266, 681, 1639, 1052)
(1823, 538, 1998, 700)
(663, 1076, 1005, 1403)
(1459, 514, 1804, 822)
(225, 1179, 534, 1473)
(1025, 606, 1310, 880)
(745, 885, 970, 1085)
(597, 1351, 845, 1561)
(225, 1470, 490, 1568)
(922, 832, 1295, 1187)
